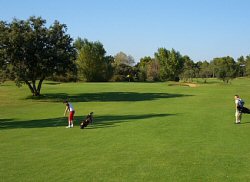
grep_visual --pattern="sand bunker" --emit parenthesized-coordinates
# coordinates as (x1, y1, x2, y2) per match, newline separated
(168, 82, 198, 88)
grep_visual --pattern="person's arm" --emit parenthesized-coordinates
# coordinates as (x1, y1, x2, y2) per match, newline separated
(64, 105, 69, 116)
(235, 100, 238, 110)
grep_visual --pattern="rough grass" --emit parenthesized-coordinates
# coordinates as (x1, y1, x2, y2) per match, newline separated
(0, 78, 250, 182)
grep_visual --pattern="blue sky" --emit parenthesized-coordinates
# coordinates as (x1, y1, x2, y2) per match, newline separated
(1, 0, 250, 62)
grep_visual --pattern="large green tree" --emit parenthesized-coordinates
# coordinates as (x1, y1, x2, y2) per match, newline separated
(136, 56, 160, 81)
(0, 17, 75, 95)
(237, 56, 246, 77)
(75, 38, 113, 82)
(199, 61, 213, 83)
(179, 56, 195, 82)
(211, 56, 237, 83)
(154, 48, 184, 81)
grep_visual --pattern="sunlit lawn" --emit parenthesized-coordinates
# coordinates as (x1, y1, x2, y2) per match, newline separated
(1, 78, 250, 181)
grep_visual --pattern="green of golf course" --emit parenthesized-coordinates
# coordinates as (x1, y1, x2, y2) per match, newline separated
(1, 78, 250, 181)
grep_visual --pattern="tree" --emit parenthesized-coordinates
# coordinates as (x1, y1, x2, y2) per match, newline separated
(136, 56, 153, 81)
(146, 59, 160, 81)
(179, 56, 195, 82)
(199, 61, 212, 83)
(0, 17, 75, 96)
(237, 56, 246, 77)
(246, 55, 250, 76)
(138, 56, 152, 68)
(114, 52, 135, 66)
(194, 61, 203, 78)
(154, 48, 184, 81)
(112, 63, 134, 81)
(75, 38, 113, 82)
(111, 52, 135, 81)
(211, 56, 237, 83)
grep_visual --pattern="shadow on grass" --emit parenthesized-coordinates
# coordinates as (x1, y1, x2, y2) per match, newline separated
(26, 92, 192, 102)
(0, 113, 175, 130)
(0, 117, 67, 130)
(237, 121, 250, 125)
(44, 82, 62, 85)
(196, 80, 221, 85)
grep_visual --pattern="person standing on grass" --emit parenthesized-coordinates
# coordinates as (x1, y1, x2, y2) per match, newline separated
(63, 100, 75, 128)
(234, 95, 243, 124)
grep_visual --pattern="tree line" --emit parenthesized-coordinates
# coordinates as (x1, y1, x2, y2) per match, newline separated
(1, 17, 250, 96)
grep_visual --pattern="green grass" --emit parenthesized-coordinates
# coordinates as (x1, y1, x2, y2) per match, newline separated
(1, 78, 250, 182)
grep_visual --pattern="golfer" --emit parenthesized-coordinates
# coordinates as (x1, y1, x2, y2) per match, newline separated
(234, 95, 242, 124)
(63, 100, 75, 128)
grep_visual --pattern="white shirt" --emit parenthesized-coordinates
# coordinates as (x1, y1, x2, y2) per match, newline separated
(235, 99, 242, 111)
(235, 99, 239, 106)
(68, 102, 74, 111)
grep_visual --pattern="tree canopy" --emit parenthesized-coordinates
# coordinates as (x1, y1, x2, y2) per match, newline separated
(0, 16, 75, 95)
(211, 56, 237, 83)
(154, 48, 184, 81)
(114, 52, 135, 66)
(1, 16, 250, 89)
(75, 38, 113, 82)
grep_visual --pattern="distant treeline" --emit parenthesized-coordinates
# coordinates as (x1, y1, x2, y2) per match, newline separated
(71, 40, 250, 84)
(1, 17, 250, 95)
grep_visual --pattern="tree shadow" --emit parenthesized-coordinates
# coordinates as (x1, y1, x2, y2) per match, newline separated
(0, 117, 66, 130)
(44, 82, 62, 85)
(0, 119, 15, 122)
(25, 92, 192, 102)
(0, 113, 176, 130)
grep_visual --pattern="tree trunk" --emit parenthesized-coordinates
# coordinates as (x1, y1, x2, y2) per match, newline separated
(32, 80, 37, 94)
(25, 78, 45, 96)
(25, 80, 35, 96)
(37, 77, 45, 95)
(31, 80, 41, 96)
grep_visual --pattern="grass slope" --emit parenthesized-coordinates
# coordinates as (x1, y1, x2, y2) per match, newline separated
(0, 78, 250, 182)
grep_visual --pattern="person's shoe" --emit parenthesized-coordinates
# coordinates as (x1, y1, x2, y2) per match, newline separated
(70, 124, 73, 128)
(66, 126, 71, 128)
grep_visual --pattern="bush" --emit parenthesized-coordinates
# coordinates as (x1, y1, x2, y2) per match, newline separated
(110, 75, 126, 82)
(48, 73, 77, 82)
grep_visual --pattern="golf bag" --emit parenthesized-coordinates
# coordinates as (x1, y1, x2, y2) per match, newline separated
(80, 112, 94, 129)
(241, 107, 250, 114)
